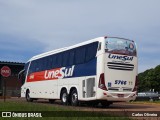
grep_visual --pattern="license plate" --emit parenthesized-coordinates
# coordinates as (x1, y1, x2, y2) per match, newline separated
(118, 94, 124, 97)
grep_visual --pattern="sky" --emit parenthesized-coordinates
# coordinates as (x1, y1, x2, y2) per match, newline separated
(0, 0, 160, 73)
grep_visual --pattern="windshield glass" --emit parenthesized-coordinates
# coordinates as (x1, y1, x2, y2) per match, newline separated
(105, 38, 136, 56)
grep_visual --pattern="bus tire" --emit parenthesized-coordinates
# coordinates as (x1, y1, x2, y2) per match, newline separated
(70, 89, 78, 106)
(60, 89, 68, 105)
(26, 90, 33, 102)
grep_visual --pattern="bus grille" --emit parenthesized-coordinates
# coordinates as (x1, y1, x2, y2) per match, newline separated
(107, 62, 134, 71)
(122, 87, 132, 91)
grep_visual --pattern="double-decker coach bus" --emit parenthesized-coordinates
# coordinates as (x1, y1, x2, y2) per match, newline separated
(20, 36, 138, 107)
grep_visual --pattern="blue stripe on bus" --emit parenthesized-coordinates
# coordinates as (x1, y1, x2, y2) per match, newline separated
(65, 58, 97, 78)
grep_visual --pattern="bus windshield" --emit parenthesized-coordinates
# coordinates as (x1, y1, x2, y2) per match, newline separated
(105, 38, 136, 56)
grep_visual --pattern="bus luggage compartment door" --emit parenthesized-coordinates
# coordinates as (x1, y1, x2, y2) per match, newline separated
(82, 77, 96, 98)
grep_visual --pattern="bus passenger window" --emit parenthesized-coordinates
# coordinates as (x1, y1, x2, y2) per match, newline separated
(62, 51, 69, 67)
(56, 53, 62, 67)
(98, 42, 101, 51)
(69, 50, 75, 66)
(86, 42, 98, 62)
(51, 55, 57, 68)
(75, 47, 86, 64)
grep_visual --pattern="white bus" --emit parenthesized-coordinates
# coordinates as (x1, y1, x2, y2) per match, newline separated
(20, 36, 138, 107)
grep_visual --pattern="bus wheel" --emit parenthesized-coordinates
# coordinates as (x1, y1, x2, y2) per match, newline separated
(26, 90, 33, 102)
(61, 89, 68, 105)
(49, 99, 55, 104)
(71, 89, 78, 106)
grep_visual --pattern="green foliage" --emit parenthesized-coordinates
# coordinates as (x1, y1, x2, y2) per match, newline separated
(138, 65, 160, 92)
(0, 101, 130, 120)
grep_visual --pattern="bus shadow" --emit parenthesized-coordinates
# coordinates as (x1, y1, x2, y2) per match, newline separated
(35, 100, 155, 110)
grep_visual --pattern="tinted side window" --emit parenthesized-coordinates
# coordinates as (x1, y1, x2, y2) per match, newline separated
(86, 42, 98, 62)
(62, 51, 69, 67)
(28, 42, 98, 73)
(48, 55, 53, 70)
(41, 58, 45, 71)
(51, 55, 57, 68)
(24, 62, 29, 76)
(35, 59, 40, 72)
(46, 56, 50, 70)
(75, 46, 86, 64)
(28, 60, 36, 74)
(42, 57, 48, 71)
(97, 42, 101, 51)
(37, 56, 51, 71)
(68, 50, 75, 66)
(38, 59, 43, 71)
(56, 53, 62, 68)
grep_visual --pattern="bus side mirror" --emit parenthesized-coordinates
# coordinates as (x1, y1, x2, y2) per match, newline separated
(18, 69, 25, 81)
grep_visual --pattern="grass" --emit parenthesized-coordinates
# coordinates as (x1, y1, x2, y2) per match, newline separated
(0, 101, 66, 111)
(0, 101, 131, 120)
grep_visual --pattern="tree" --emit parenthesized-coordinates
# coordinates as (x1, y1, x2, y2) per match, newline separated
(138, 65, 160, 92)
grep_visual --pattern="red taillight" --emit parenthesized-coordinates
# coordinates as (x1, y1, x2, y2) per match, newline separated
(133, 76, 138, 92)
(103, 92, 107, 95)
(98, 73, 107, 91)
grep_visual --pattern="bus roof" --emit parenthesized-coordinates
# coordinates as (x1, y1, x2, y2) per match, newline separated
(28, 37, 104, 62)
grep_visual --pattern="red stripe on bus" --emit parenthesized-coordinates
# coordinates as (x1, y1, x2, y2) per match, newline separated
(26, 68, 61, 82)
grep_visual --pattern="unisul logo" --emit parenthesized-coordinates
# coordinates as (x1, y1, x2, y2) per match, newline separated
(108, 54, 133, 61)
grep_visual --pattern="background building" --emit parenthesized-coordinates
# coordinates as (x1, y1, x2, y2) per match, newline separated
(0, 61, 24, 97)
